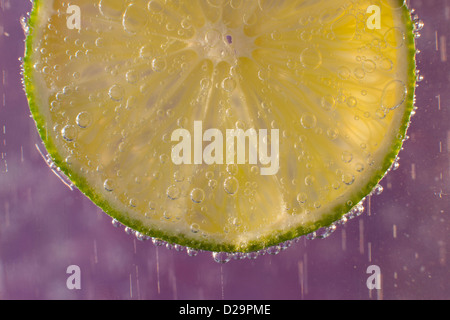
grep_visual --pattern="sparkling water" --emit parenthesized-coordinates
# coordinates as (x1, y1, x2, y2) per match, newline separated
(0, 0, 448, 300)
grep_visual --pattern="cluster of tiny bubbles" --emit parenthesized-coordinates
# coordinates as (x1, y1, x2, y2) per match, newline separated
(411, 9, 424, 39)
(106, 179, 392, 263)
(135, 232, 151, 241)
(344, 202, 365, 220)
(410, 9, 424, 94)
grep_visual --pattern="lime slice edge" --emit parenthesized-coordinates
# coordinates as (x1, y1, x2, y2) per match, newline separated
(22, 0, 418, 253)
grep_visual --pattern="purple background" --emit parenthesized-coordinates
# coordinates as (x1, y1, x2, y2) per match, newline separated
(0, 0, 448, 300)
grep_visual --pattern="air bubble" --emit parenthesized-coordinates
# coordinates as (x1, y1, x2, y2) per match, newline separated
(297, 192, 307, 204)
(221, 77, 236, 92)
(414, 20, 425, 32)
(163, 210, 172, 220)
(250, 166, 260, 175)
(104, 179, 115, 192)
(167, 185, 181, 200)
(200, 78, 211, 89)
(190, 223, 200, 234)
(342, 173, 355, 185)
(111, 219, 121, 228)
(224, 177, 239, 195)
(76, 112, 92, 128)
(363, 60, 376, 73)
(152, 58, 167, 72)
(174, 171, 184, 182)
(147, 0, 164, 13)
(376, 109, 387, 119)
(338, 66, 351, 80)
(65, 155, 74, 165)
(374, 184, 384, 195)
(63, 86, 73, 95)
(232, 217, 242, 227)
(305, 175, 315, 186)
(190, 188, 205, 203)
(300, 47, 322, 69)
(342, 151, 353, 163)
(108, 84, 124, 101)
(301, 113, 317, 129)
(321, 95, 335, 111)
(50, 101, 60, 111)
(416, 74, 424, 83)
(135, 232, 150, 241)
(212, 252, 232, 264)
(148, 201, 157, 211)
(300, 30, 313, 42)
(327, 127, 339, 140)
(41, 66, 50, 74)
(94, 38, 104, 49)
(126, 70, 139, 84)
(355, 163, 365, 172)
(392, 160, 400, 171)
(61, 125, 77, 141)
(347, 96, 357, 108)
(122, 3, 148, 34)
(129, 198, 137, 207)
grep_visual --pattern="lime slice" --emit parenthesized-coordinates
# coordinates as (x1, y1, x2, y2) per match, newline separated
(23, 0, 417, 253)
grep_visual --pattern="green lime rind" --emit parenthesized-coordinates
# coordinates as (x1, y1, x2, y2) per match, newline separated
(23, 0, 417, 253)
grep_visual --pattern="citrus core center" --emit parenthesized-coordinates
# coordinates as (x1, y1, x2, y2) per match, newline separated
(189, 21, 256, 65)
